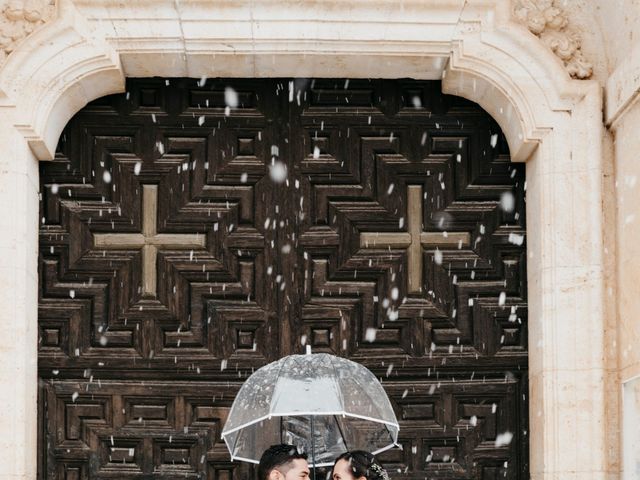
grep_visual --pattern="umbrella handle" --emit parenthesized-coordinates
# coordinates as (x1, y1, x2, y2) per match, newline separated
(310, 415, 317, 480)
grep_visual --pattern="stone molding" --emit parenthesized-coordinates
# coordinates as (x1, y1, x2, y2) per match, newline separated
(0, 0, 587, 162)
(513, 0, 593, 79)
(0, 0, 55, 64)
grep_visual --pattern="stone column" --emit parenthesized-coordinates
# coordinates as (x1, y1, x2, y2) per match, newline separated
(0, 123, 39, 480)
(526, 85, 607, 480)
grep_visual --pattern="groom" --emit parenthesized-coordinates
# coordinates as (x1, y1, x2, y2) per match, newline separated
(258, 444, 310, 480)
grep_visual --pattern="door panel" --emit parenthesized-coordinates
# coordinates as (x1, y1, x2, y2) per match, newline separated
(39, 78, 527, 479)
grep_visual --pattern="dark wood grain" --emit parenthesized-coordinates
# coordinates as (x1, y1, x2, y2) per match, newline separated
(39, 78, 528, 479)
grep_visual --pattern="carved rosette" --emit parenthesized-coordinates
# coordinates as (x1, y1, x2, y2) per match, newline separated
(0, 0, 55, 65)
(513, 0, 593, 79)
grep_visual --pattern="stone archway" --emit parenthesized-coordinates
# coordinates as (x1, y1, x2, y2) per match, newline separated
(0, 1, 608, 479)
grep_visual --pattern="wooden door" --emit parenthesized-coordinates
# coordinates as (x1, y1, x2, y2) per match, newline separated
(39, 78, 528, 479)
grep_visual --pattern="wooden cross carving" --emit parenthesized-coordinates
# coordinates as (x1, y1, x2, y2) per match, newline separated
(93, 185, 206, 297)
(360, 185, 470, 294)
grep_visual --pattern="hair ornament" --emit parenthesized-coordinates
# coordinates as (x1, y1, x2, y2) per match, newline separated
(369, 462, 390, 480)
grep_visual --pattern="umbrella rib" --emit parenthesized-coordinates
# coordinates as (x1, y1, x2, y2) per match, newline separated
(310, 415, 317, 472)
(329, 356, 350, 456)
(231, 424, 241, 460)
(328, 355, 346, 413)
(333, 414, 349, 452)
(270, 356, 289, 417)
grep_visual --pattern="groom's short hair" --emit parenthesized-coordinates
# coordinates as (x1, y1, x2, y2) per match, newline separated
(258, 444, 307, 480)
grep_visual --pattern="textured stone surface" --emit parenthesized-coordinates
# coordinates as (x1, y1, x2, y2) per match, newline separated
(0, 0, 55, 64)
(513, 0, 593, 79)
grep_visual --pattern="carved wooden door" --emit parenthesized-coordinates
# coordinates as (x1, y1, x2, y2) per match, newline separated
(39, 79, 528, 479)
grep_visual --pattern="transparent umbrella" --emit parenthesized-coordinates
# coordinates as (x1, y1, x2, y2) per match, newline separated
(221, 352, 400, 467)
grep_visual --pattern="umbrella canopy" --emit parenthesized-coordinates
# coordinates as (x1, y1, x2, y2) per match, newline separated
(221, 353, 400, 467)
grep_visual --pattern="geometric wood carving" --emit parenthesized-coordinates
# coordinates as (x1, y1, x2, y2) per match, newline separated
(360, 185, 470, 293)
(94, 185, 206, 296)
(39, 78, 528, 479)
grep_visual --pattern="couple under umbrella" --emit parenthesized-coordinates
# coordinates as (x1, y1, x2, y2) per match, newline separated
(258, 445, 389, 480)
(221, 352, 399, 477)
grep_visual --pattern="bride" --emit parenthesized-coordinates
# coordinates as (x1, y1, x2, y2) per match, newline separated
(331, 451, 389, 480)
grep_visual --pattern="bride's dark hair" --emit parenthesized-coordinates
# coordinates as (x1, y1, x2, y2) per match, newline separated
(333, 451, 389, 480)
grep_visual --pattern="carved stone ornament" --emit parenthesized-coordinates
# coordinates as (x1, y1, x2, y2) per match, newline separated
(0, 0, 55, 65)
(513, 0, 593, 79)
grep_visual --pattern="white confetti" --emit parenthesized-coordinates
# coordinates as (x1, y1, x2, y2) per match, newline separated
(498, 291, 506, 306)
(365, 328, 377, 342)
(225, 87, 239, 108)
(269, 161, 288, 183)
(500, 191, 515, 212)
(508, 233, 524, 246)
(495, 431, 513, 447)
